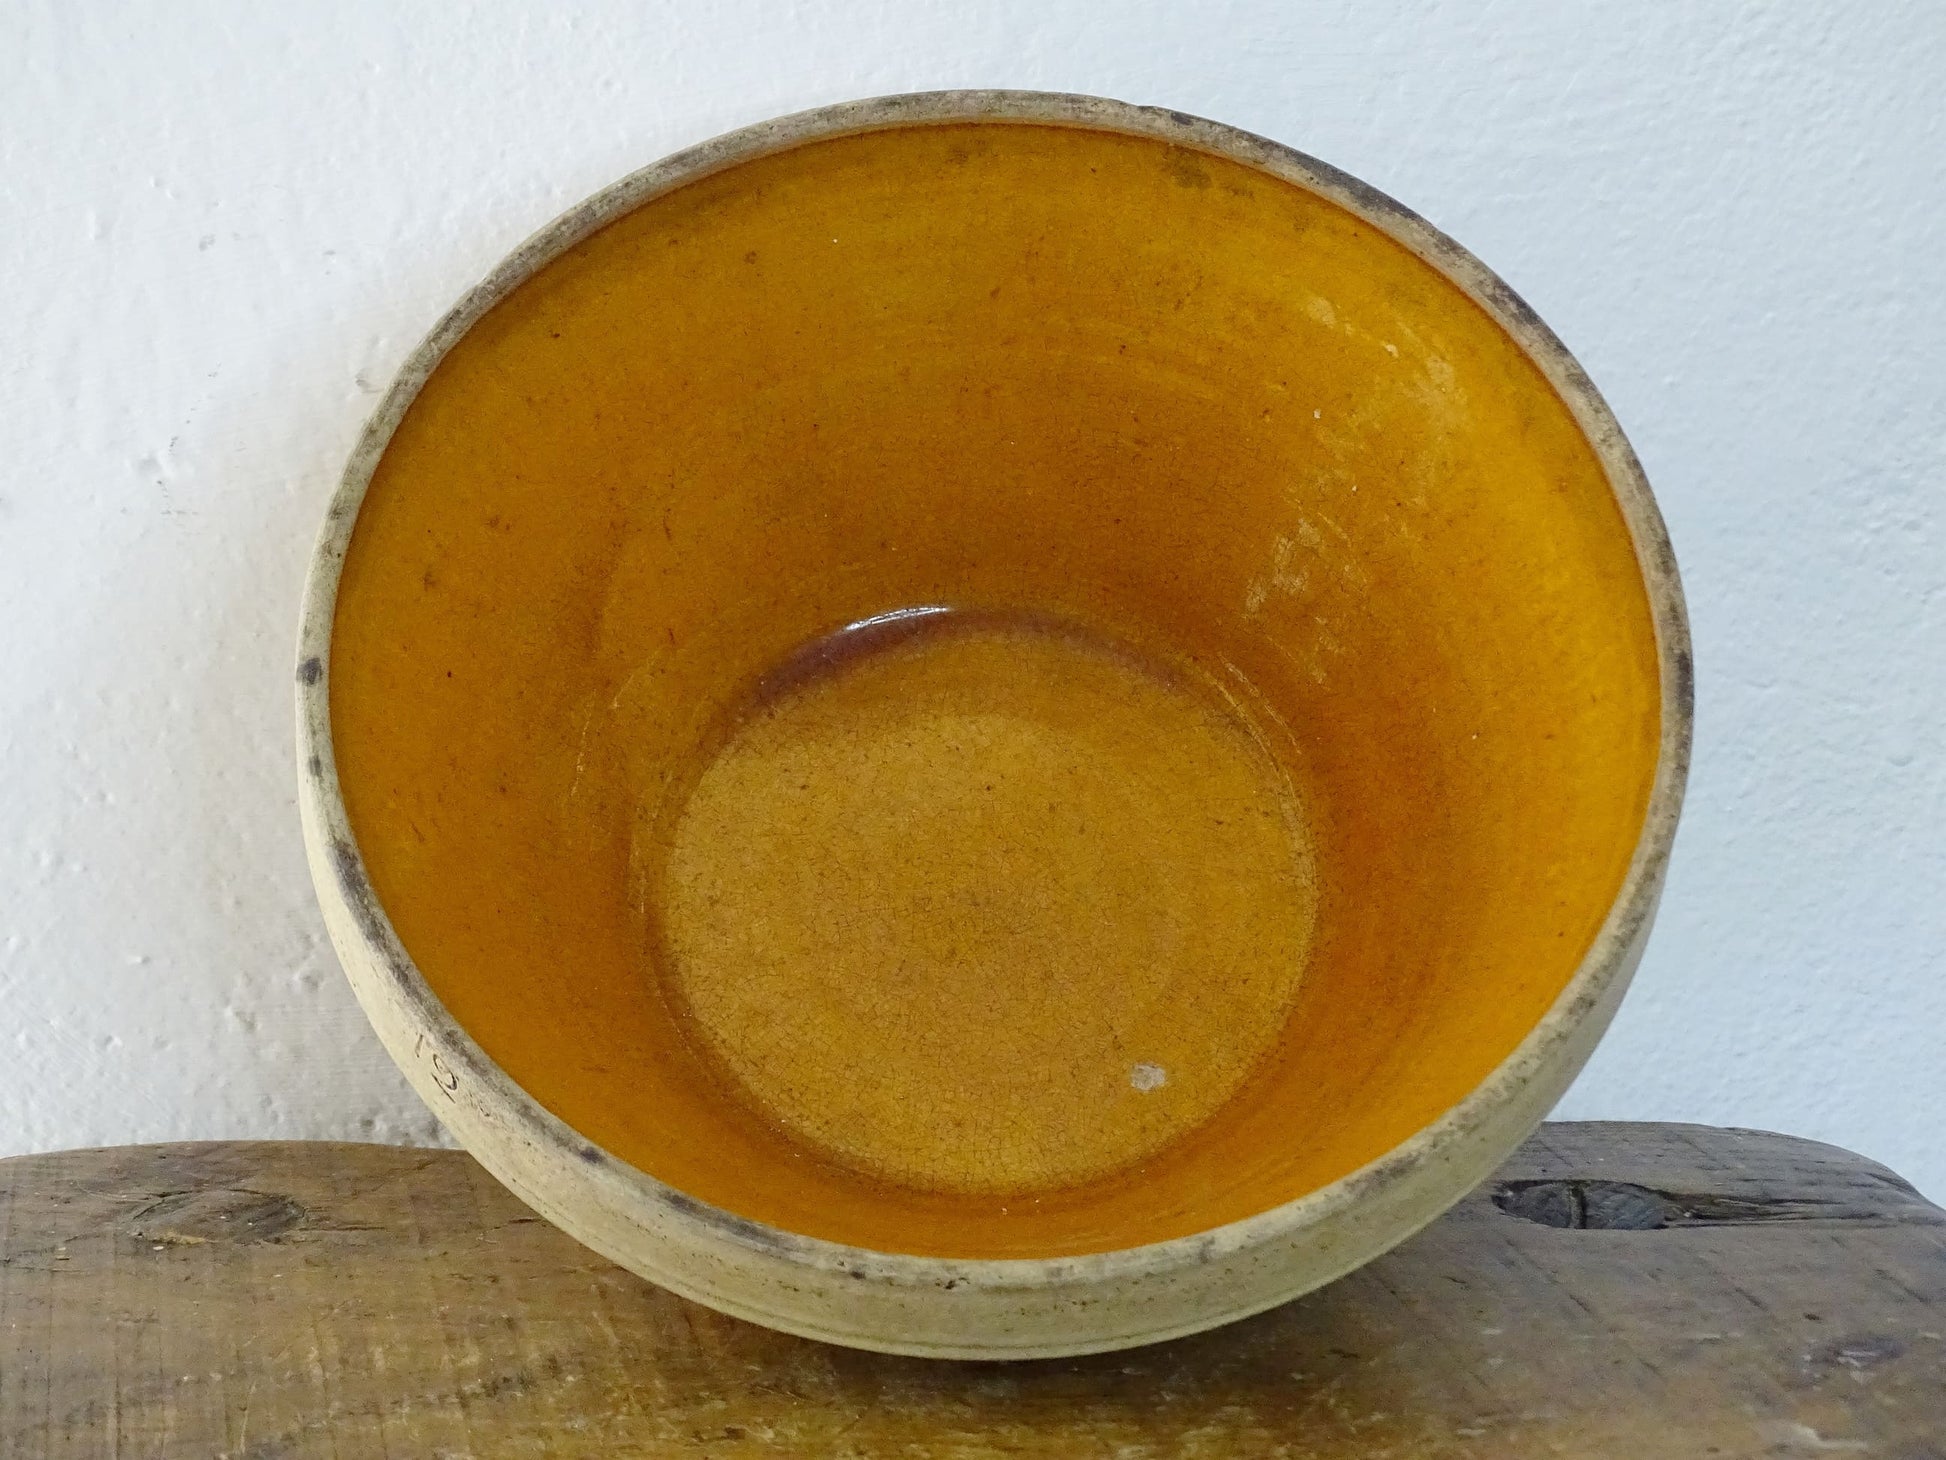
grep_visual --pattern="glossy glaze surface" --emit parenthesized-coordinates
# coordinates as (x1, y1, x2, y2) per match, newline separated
(329, 119, 1661, 1258)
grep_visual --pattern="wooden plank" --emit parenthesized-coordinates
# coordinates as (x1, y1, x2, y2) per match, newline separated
(1, 1122, 1941, 1457)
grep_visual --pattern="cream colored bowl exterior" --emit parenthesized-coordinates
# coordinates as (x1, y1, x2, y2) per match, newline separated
(296, 91, 1691, 1360)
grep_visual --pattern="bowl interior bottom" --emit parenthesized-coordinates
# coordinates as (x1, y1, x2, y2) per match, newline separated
(653, 605, 1318, 1197)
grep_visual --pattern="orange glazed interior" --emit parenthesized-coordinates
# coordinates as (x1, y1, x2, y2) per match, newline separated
(330, 121, 1662, 1258)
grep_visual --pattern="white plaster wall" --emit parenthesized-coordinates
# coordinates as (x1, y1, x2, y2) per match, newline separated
(3, 3, 1941, 1195)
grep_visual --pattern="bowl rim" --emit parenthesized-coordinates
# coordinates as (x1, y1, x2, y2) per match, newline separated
(297, 89, 1692, 1295)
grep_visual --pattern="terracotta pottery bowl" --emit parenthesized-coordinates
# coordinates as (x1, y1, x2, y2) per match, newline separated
(298, 92, 1690, 1358)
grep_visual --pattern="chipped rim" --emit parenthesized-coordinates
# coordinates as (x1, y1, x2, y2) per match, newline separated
(296, 89, 1691, 1349)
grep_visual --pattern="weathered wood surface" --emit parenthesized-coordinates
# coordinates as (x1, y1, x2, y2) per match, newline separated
(1, 1122, 1941, 1458)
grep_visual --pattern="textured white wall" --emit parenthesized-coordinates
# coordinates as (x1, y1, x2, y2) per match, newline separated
(4, 3, 1942, 1194)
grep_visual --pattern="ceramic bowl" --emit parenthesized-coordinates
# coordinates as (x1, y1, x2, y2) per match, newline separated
(298, 91, 1690, 1358)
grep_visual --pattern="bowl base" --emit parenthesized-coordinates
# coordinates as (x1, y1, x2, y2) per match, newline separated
(647, 605, 1320, 1197)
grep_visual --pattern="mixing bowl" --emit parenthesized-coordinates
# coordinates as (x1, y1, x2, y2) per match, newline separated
(298, 91, 1690, 1358)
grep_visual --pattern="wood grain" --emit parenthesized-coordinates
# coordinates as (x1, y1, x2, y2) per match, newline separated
(3, 1122, 1941, 1457)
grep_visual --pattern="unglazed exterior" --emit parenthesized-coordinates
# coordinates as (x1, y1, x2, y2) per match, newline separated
(297, 91, 1691, 1358)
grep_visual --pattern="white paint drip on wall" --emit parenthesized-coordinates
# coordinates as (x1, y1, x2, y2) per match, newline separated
(1, 2, 1941, 1195)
